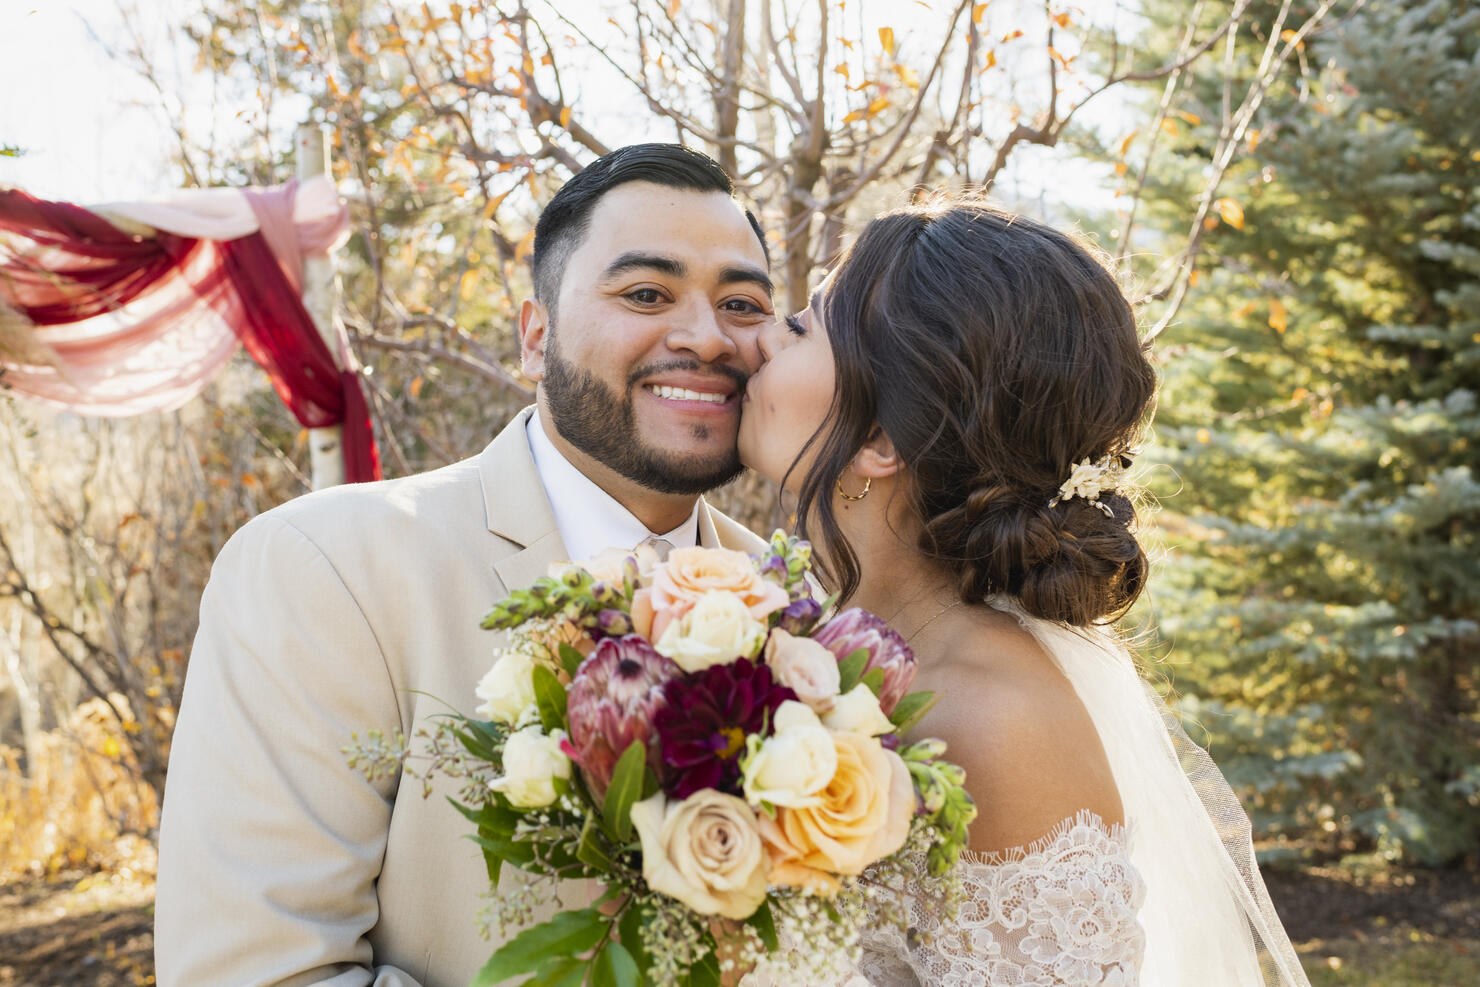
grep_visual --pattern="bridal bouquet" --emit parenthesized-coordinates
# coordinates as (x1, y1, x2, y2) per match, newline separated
(348, 533, 975, 987)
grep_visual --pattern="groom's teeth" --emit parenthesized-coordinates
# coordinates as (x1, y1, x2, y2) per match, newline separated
(648, 385, 726, 403)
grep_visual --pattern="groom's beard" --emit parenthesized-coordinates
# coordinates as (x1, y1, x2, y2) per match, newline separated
(543, 342, 747, 497)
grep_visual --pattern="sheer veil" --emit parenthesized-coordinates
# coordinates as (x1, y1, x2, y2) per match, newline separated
(989, 597, 1311, 987)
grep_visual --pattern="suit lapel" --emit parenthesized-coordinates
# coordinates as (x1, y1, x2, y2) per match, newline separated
(477, 407, 570, 595)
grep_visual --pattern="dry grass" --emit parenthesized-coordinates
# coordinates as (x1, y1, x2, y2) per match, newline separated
(0, 696, 160, 885)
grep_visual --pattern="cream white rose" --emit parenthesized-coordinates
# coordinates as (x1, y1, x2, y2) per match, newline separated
(475, 648, 539, 725)
(487, 725, 571, 808)
(655, 591, 768, 672)
(742, 701, 838, 809)
(630, 789, 769, 919)
(822, 684, 895, 736)
(764, 630, 842, 712)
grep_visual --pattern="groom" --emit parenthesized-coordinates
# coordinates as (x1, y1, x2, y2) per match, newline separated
(154, 144, 774, 986)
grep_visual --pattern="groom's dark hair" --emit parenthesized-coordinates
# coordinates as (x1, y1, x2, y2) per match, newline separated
(531, 144, 768, 312)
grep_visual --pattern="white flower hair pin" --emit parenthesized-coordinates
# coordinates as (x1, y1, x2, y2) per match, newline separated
(1048, 451, 1136, 517)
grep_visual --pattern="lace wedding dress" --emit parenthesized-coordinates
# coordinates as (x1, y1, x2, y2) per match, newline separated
(747, 600, 1310, 986)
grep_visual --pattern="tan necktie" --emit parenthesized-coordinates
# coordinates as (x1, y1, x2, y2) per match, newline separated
(638, 535, 675, 562)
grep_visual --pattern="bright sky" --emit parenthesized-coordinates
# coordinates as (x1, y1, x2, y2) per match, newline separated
(0, 0, 1124, 214)
(0, 0, 200, 201)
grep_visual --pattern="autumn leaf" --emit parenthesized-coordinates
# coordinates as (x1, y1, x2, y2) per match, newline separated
(897, 63, 919, 89)
(1051, 12, 1072, 28)
(1196, 428, 1211, 444)
(515, 230, 536, 263)
(1047, 46, 1072, 70)
(879, 26, 895, 55)
(972, 3, 988, 25)
(1214, 198, 1246, 230)
(1159, 118, 1179, 136)
(1203, 216, 1220, 231)
(559, 105, 572, 128)
(1247, 129, 1262, 152)
(346, 30, 368, 60)
(867, 96, 890, 116)
(981, 49, 997, 70)
(1118, 130, 1138, 157)
(409, 376, 425, 399)
(1114, 161, 1128, 177)
(1176, 110, 1201, 125)
(1188, 269, 1201, 287)
(835, 63, 850, 77)
(1233, 300, 1258, 320)
(1268, 299, 1288, 334)
(843, 108, 866, 123)
(1001, 29, 1023, 42)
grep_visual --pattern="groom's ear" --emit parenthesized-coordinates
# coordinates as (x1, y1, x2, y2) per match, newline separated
(518, 299, 550, 381)
(852, 426, 902, 480)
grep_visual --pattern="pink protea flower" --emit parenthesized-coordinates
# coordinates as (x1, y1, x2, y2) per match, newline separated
(811, 608, 919, 715)
(565, 635, 681, 802)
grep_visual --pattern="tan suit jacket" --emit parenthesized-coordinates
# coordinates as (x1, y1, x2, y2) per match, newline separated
(155, 408, 765, 986)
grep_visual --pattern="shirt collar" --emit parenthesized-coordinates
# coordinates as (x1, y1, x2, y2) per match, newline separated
(526, 410, 700, 563)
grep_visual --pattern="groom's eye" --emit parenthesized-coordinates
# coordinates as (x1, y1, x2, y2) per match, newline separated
(625, 288, 667, 306)
(721, 298, 767, 316)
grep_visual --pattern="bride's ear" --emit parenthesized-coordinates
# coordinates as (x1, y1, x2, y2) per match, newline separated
(851, 426, 902, 481)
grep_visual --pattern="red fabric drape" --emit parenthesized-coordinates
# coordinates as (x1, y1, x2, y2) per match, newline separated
(0, 187, 380, 483)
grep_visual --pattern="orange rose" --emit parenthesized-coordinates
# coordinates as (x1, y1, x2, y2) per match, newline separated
(758, 731, 914, 892)
(648, 547, 788, 642)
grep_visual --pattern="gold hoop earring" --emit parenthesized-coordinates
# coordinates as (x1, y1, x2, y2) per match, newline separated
(836, 470, 872, 501)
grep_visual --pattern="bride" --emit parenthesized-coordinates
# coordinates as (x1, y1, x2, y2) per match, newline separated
(735, 199, 1310, 986)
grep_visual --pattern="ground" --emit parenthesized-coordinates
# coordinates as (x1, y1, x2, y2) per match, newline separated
(0, 865, 1476, 985)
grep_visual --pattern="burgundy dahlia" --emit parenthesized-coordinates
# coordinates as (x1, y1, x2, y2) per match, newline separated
(811, 607, 918, 714)
(565, 635, 681, 802)
(653, 658, 797, 799)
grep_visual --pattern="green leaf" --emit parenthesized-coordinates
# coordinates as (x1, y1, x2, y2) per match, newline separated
(523, 954, 588, 987)
(602, 740, 647, 842)
(593, 941, 641, 987)
(684, 948, 722, 987)
(836, 648, 870, 692)
(532, 664, 568, 732)
(469, 832, 537, 868)
(558, 643, 586, 679)
(744, 899, 779, 952)
(889, 690, 940, 735)
(617, 904, 652, 974)
(576, 814, 616, 872)
(860, 667, 886, 698)
(471, 908, 607, 986)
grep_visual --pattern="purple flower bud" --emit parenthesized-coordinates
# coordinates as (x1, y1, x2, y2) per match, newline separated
(596, 609, 632, 636)
(811, 607, 918, 715)
(757, 554, 789, 583)
(565, 635, 681, 801)
(774, 597, 823, 636)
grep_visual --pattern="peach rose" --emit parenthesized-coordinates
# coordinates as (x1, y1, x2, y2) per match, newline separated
(648, 547, 789, 642)
(758, 731, 914, 892)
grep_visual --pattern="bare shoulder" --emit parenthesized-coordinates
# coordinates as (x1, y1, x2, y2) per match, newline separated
(908, 608, 1124, 855)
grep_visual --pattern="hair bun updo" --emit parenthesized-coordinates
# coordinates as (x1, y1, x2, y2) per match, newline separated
(924, 483, 1148, 625)
(793, 199, 1157, 626)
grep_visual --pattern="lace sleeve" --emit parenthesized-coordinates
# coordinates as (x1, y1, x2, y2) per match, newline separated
(858, 810, 1147, 987)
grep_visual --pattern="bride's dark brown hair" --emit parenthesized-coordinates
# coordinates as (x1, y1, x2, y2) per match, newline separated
(791, 200, 1157, 625)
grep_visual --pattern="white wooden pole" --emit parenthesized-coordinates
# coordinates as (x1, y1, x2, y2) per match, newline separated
(295, 123, 347, 490)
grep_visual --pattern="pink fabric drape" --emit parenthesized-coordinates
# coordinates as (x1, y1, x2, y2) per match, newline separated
(0, 178, 379, 483)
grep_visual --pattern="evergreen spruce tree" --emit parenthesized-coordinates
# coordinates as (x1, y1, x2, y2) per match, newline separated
(1137, 0, 1479, 865)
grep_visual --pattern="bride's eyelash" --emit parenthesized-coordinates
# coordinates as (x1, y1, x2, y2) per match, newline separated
(785, 315, 806, 337)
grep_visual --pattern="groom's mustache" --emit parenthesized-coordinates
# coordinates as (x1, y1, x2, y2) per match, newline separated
(626, 359, 750, 394)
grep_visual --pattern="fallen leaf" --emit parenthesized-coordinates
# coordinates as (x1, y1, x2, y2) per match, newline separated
(1269, 299, 1288, 333)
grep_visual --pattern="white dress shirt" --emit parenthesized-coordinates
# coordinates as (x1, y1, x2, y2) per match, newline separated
(526, 409, 700, 562)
